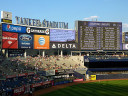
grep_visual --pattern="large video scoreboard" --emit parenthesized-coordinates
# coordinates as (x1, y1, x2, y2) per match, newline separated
(76, 21, 122, 50)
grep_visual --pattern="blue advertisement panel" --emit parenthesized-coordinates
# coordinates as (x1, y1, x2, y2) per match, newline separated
(18, 34, 33, 49)
(2, 23, 26, 33)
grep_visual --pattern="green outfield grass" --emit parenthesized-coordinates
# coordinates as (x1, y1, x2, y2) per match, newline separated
(41, 80, 128, 96)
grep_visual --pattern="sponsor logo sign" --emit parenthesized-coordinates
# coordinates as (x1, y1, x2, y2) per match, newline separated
(2, 32, 18, 49)
(26, 27, 49, 35)
(34, 35, 49, 49)
(1, 19, 12, 23)
(91, 75, 96, 80)
(2, 23, 26, 33)
(18, 34, 33, 49)
(1, 11, 12, 20)
(50, 43, 78, 49)
(73, 79, 84, 82)
(13, 86, 25, 96)
(123, 44, 128, 50)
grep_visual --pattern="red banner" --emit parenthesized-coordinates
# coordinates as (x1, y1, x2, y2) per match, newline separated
(73, 78, 83, 82)
(31, 82, 42, 88)
(13, 86, 25, 96)
(2, 32, 18, 49)
(42, 81, 51, 85)
(28, 72, 35, 75)
(18, 73, 28, 77)
(6, 75, 16, 79)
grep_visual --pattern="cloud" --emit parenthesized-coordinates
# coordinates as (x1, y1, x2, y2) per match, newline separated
(84, 16, 99, 20)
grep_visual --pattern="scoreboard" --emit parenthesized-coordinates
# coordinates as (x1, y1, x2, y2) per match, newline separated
(76, 21, 122, 50)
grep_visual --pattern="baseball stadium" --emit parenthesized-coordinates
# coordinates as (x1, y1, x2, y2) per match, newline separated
(0, 11, 128, 96)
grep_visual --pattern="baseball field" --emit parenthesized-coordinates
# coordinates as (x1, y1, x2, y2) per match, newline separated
(41, 80, 128, 96)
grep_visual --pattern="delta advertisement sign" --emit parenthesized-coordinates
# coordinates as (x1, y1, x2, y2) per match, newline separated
(2, 23, 26, 33)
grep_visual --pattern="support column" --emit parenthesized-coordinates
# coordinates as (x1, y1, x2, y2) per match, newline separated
(79, 52, 81, 56)
(43, 50, 45, 57)
(58, 50, 59, 56)
(24, 50, 26, 58)
(71, 51, 72, 56)
(61, 50, 63, 57)
(123, 52, 124, 56)
(6, 49, 8, 58)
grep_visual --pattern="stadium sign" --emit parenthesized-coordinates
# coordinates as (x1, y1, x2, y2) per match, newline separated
(26, 27, 49, 35)
(50, 43, 78, 49)
(15, 16, 68, 29)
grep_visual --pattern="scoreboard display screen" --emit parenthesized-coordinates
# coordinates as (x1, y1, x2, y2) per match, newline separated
(77, 21, 122, 50)
(50, 29, 75, 42)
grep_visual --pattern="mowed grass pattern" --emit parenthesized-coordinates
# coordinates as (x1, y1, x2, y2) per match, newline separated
(41, 80, 128, 96)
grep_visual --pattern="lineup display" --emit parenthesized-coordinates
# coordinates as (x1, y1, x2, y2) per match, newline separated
(77, 21, 122, 50)
(50, 29, 75, 42)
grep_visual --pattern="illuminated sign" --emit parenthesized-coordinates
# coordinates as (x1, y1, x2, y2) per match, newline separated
(26, 27, 49, 35)
(50, 43, 78, 49)
(15, 16, 68, 29)
(2, 23, 26, 33)
(123, 44, 128, 50)
(1, 11, 12, 20)
(76, 21, 122, 50)
(2, 32, 18, 49)
(34, 35, 49, 49)
(50, 29, 75, 42)
(18, 34, 33, 49)
(1, 19, 12, 23)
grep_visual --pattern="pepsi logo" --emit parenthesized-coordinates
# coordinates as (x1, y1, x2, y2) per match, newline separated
(7, 24, 10, 30)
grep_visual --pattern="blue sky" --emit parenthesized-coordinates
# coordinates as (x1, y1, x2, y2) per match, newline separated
(0, 0, 128, 31)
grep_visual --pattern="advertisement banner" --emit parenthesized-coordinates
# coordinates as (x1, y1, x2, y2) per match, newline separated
(34, 35, 49, 49)
(8, 49, 25, 57)
(6, 75, 16, 79)
(91, 75, 96, 80)
(1, 19, 12, 23)
(26, 27, 49, 35)
(50, 29, 75, 42)
(73, 78, 84, 82)
(13, 86, 25, 96)
(2, 23, 26, 33)
(31, 83, 42, 88)
(1, 11, 12, 20)
(50, 43, 78, 49)
(18, 34, 33, 49)
(2, 32, 18, 49)
(123, 44, 128, 50)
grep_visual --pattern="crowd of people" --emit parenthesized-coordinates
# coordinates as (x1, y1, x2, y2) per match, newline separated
(0, 54, 86, 96)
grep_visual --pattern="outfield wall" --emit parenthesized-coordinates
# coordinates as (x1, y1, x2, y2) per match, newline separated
(96, 74, 128, 80)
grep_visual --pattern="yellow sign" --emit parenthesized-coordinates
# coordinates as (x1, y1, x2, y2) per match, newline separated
(1, 19, 12, 23)
(91, 75, 96, 80)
